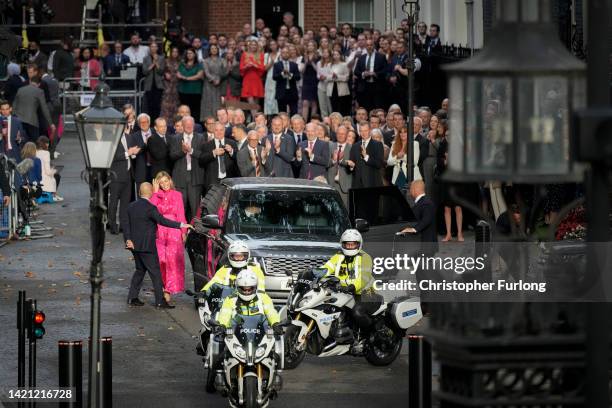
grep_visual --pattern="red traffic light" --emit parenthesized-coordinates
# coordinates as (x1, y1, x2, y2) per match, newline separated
(34, 311, 45, 324)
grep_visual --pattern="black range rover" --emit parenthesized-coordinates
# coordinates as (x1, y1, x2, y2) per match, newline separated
(186, 178, 369, 304)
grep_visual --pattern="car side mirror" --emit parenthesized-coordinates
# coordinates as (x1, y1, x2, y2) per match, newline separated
(354, 218, 369, 233)
(202, 214, 221, 229)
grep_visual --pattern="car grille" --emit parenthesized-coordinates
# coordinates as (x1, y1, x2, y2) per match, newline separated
(264, 256, 328, 277)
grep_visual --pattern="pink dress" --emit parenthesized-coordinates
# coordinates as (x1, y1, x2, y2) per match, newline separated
(150, 189, 187, 294)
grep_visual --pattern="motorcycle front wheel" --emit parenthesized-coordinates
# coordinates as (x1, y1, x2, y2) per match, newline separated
(283, 325, 306, 369)
(244, 376, 258, 408)
(364, 329, 403, 366)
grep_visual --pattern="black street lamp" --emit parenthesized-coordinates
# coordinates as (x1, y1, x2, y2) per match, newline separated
(402, 0, 419, 183)
(74, 82, 125, 408)
(444, 0, 586, 183)
(427, 0, 610, 406)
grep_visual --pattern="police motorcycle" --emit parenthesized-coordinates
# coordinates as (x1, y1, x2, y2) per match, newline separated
(186, 283, 234, 393)
(280, 267, 422, 369)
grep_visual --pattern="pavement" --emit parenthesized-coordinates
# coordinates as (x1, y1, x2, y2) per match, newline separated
(0, 133, 434, 407)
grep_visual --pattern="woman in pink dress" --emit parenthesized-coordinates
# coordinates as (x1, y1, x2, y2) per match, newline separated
(151, 172, 187, 303)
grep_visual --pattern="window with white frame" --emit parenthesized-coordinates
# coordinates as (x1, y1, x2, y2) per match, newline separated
(337, 0, 374, 29)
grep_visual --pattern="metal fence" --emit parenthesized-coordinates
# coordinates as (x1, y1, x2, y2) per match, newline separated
(60, 75, 142, 131)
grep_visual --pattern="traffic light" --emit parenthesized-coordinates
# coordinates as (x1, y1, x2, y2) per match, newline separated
(30, 310, 45, 340)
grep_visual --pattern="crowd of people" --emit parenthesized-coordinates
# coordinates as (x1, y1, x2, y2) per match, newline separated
(1, 13, 580, 303)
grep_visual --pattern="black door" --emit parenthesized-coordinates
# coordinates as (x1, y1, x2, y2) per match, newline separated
(255, 0, 299, 38)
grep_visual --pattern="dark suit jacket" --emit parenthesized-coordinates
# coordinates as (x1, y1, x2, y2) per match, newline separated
(423, 36, 443, 56)
(413, 195, 438, 249)
(354, 52, 388, 93)
(237, 145, 272, 177)
(349, 138, 384, 188)
(0, 159, 9, 196)
(124, 198, 181, 252)
(415, 133, 429, 170)
(169, 133, 205, 187)
(110, 137, 132, 183)
(199, 138, 238, 187)
(273, 60, 301, 101)
(127, 130, 150, 183)
(287, 130, 306, 146)
(103, 53, 130, 77)
(0, 115, 24, 161)
(297, 139, 329, 180)
(267, 133, 296, 178)
(147, 132, 171, 178)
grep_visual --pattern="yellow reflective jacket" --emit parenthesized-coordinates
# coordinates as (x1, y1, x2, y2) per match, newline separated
(217, 292, 280, 328)
(201, 263, 266, 293)
(321, 251, 374, 295)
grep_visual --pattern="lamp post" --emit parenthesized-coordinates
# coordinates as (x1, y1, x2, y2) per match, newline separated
(402, 0, 419, 183)
(428, 0, 610, 405)
(74, 83, 125, 408)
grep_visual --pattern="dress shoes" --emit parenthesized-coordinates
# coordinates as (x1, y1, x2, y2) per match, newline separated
(128, 298, 145, 306)
(156, 301, 175, 309)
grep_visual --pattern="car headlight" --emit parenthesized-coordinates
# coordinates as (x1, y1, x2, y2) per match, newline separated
(255, 346, 267, 359)
(233, 344, 246, 360)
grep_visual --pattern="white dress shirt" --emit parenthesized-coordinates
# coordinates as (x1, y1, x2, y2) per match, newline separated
(183, 133, 193, 171)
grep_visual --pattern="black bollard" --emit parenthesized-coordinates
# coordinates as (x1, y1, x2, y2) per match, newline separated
(98, 337, 112, 408)
(408, 335, 432, 408)
(58, 340, 83, 408)
(474, 220, 492, 281)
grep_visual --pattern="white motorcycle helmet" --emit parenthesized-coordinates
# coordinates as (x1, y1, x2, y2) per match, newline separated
(228, 240, 250, 269)
(235, 270, 258, 302)
(340, 229, 362, 257)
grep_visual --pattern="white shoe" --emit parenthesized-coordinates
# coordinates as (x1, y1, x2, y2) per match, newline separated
(54, 151, 61, 159)
(53, 195, 64, 202)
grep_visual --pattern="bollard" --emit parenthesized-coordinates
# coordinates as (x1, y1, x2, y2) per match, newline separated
(474, 220, 492, 281)
(98, 337, 112, 408)
(58, 340, 83, 408)
(408, 335, 432, 408)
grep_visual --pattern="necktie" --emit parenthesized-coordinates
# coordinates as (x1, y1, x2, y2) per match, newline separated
(285, 61, 290, 89)
(218, 140, 226, 175)
(252, 148, 261, 177)
(144, 132, 151, 165)
(336, 144, 343, 178)
(307, 141, 314, 179)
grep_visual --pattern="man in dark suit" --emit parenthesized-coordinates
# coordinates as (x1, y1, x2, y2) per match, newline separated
(423, 24, 443, 57)
(0, 100, 25, 161)
(200, 122, 237, 189)
(232, 125, 249, 152)
(347, 122, 384, 188)
(12, 76, 55, 142)
(109, 127, 139, 235)
(401, 180, 438, 253)
(354, 39, 388, 113)
(169, 116, 205, 222)
(327, 125, 353, 207)
(273, 47, 301, 116)
(237, 131, 272, 177)
(103, 41, 130, 78)
(296, 123, 329, 180)
(128, 113, 153, 190)
(124, 183, 191, 309)
(148, 117, 171, 179)
(267, 116, 296, 178)
(288, 115, 306, 177)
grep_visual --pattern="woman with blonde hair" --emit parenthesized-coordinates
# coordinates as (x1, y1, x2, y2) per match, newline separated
(151, 171, 187, 303)
(388, 127, 422, 193)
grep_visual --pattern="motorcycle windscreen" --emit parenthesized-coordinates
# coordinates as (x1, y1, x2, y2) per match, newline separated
(294, 267, 328, 295)
(232, 314, 267, 344)
(207, 284, 236, 314)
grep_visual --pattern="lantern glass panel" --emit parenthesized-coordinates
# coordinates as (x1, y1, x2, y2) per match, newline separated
(82, 122, 123, 169)
(448, 76, 464, 172)
(517, 76, 568, 175)
(466, 76, 513, 175)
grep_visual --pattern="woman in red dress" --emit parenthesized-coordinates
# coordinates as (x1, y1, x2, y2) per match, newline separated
(240, 39, 265, 119)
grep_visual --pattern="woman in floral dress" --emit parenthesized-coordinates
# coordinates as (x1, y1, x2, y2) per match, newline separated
(160, 46, 181, 122)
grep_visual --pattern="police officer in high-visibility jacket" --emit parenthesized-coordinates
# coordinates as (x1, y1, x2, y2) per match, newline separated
(321, 229, 383, 343)
(201, 241, 266, 294)
(217, 270, 282, 335)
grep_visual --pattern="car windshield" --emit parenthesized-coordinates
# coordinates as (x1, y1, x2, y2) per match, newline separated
(225, 189, 350, 236)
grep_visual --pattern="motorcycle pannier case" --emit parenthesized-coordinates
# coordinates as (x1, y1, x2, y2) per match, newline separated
(389, 298, 422, 329)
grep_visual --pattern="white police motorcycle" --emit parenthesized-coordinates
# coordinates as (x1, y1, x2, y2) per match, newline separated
(209, 315, 285, 408)
(280, 268, 422, 369)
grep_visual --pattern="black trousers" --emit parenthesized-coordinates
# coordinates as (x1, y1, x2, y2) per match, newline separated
(179, 92, 201, 123)
(357, 83, 382, 113)
(330, 83, 352, 117)
(22, 123, 40, 143)
(277, 96, 298, 116)
(108, 179, 132, 231)
(177, 181, 202, 222)
(128, 251, 165, 305)
(145, 85, 163, 121)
